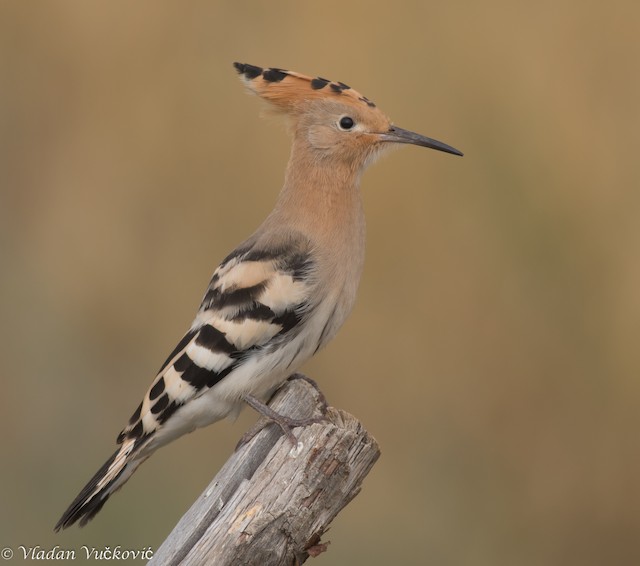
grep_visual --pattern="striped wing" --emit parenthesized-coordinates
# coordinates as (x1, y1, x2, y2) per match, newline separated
(117, 239, 314, 445)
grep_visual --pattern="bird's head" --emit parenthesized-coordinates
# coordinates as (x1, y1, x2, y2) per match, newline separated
(233, 62, 462, 171)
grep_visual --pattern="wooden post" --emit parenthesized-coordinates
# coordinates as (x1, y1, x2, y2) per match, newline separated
(150, 376, 381, 565)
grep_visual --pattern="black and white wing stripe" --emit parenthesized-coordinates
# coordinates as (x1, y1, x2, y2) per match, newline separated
(117, 239, 315, 445)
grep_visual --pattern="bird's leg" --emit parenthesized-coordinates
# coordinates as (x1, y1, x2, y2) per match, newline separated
(237, 375, 329, 449)
(242, 393, 326, 443)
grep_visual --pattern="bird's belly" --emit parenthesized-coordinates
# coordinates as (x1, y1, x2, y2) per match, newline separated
(148, 332, 316, 450)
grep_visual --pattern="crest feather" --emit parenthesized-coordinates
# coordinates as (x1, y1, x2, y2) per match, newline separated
(233, 62, 377, 113)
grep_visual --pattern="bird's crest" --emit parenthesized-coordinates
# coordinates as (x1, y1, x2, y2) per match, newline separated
(233, 62, 377, 114)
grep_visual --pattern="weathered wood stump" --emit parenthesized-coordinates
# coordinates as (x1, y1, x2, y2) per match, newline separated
(150, 375, 380, 565)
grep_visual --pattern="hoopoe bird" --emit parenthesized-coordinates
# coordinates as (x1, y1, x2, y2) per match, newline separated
(55, 62, 462, 530)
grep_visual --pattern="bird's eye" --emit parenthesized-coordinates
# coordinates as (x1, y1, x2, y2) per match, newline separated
(338, 116, 355, 131)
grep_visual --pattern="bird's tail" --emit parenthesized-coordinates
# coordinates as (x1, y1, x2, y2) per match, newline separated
(54, 438, 147, 531)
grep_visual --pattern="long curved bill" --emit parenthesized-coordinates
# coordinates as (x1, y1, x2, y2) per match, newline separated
(379, 126, 463, 156)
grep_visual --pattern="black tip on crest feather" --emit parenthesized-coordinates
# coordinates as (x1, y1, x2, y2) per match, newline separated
(233, 62, 263, 79)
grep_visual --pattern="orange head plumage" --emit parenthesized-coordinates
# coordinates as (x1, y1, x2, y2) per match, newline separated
(233, 62, 462, 167)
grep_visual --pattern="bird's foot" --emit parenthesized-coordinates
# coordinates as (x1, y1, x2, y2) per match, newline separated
(236, 375, 329, 449)
(241, 393, 325, 446)
(287, 373, 330, 413)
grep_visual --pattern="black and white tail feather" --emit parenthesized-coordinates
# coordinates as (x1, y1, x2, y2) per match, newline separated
(54, 442, 146, 529)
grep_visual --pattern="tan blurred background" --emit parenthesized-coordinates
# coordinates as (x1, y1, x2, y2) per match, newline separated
(1, 1, 638, 564)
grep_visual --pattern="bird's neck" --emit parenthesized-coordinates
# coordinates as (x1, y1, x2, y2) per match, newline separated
(271, 142, 365, 243)
(261, 142, 367, 323)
